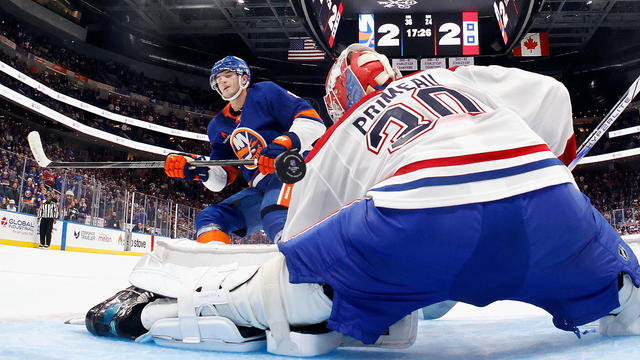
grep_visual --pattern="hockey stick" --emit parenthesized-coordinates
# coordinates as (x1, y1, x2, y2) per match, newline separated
(568, 75, 640, 170)
(27, 131, 306, 183)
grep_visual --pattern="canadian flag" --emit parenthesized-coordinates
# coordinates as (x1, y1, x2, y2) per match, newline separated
(513, 33, 550, 57)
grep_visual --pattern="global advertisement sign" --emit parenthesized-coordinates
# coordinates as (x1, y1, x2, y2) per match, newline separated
(0, 210, 62, 247)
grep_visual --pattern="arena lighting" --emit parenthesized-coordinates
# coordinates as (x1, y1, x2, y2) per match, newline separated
(0, 59, 208, 141)
(0, 82, 182, 156)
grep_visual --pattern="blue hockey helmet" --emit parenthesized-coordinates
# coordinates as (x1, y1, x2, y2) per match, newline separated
(209, 56, 251, 101)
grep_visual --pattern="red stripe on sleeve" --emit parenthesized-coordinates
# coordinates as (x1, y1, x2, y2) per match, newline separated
(558, 135, 577, 166)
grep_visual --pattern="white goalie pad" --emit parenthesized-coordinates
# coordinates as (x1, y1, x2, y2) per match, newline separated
(144, 238, 279, 267)
(341, 311, 420, 349)
(141, 315, 266, 353)
(129, 239, 417, 355)
(129, 238, 279, 297)
(266, 329, 343, 357)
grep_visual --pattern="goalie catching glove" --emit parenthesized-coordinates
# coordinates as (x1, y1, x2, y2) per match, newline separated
(258, 132, 300, 175)
(164, 153, 209, 182)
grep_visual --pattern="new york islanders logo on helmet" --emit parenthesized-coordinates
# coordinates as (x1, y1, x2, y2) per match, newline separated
(230, 127, 266, 170)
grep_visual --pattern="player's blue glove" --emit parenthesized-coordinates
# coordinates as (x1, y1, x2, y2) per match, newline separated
(258, 132, 301, 175)
(164, 153, 209, 182)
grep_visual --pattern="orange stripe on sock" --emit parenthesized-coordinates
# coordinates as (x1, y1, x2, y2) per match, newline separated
(197, 230, 231, 244)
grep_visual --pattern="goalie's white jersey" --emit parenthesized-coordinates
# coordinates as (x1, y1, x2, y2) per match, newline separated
(282, 66, 577, 240)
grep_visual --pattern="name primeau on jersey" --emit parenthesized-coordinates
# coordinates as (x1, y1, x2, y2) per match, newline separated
(351, 73, 441, 135)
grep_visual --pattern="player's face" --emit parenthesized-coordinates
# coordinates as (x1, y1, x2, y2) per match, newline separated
(215, 70, 240, 98)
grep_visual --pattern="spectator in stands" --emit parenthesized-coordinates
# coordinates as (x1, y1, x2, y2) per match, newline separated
(4, 179, 19, 204)
(1, 197, 7, 210)
(78, 197, 88, 215)
(0, 170, 9, 195)
(26, 166, 39, 185)
(62, 190, 78, 221)
(6, 199, 17, 212)
(135, 208, 147, 226)
(105, 210, 120, 229)
(21, 180, 35, 214)
(35, 183, 47, 208)
(133, 222, 145, 233)
(24, 176, 35, 192)
(42, 169, 55, 188)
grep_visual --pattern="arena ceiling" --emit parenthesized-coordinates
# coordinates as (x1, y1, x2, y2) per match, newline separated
(73, 0, 640, 57)
(63, 0, 640, 92)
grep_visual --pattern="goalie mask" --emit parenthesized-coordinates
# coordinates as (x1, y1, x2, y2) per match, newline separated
(210, 56, 251, 101)
(324, 44, 401, 123)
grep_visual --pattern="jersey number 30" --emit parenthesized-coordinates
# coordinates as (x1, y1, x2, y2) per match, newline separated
(366, 86, 485, 154)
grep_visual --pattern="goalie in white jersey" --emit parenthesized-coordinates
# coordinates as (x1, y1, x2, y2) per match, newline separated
(277, 44, 640, 344)
(86, 45, 640, 355)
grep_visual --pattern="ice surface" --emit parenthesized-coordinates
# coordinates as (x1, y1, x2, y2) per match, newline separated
(2, 244, 640, 360)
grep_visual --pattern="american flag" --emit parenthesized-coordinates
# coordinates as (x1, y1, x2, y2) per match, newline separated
(287, 37, 325, 62)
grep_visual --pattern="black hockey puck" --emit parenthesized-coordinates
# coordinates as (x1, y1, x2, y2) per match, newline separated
(274, 150, 306, 184)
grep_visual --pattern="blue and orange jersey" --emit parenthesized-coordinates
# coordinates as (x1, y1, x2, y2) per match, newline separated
(36, 193, 46, 208)
(22, 187, 35, 205)
(0, 173, 9, 186)
(207, 81, 323, 186)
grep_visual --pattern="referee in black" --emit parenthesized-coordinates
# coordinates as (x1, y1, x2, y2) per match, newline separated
(37, 192, 59, 249)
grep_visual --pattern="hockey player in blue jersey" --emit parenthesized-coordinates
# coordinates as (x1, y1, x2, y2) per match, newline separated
(164, 56, 325, 244)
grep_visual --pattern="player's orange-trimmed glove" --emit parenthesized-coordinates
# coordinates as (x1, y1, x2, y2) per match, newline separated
(164, 154, 209, 181)
(258, 132, 300, 175)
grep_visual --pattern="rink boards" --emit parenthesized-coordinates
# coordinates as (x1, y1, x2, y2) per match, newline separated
(0, 209, 163, 255)
(2, 208, 640, 257)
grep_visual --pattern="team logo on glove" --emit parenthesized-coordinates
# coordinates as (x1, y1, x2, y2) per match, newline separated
(230, 127, 266, 170)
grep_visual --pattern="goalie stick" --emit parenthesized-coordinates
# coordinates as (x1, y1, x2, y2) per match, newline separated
(568, 75, 640, 171)
(27, 131, 306, 184)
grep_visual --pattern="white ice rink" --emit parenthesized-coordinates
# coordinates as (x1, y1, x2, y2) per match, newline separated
(2, 243, 640, 360)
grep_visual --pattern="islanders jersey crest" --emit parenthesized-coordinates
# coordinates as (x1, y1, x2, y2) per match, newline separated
(230, 127, 266, 169)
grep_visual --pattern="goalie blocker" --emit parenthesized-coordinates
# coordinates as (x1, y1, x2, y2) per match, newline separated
(86, 239, 419, 356)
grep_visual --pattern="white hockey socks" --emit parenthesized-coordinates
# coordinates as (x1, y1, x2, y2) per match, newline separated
(599, 274, 640, 335)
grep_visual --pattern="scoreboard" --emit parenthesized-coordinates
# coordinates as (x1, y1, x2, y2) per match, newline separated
(493, 0, 526, 45)
(358, 12, 480, 58)
(311, 0, 344, 48)
(297, 0, 536, 58)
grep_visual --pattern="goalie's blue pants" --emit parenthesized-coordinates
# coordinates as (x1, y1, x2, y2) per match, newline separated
(279, 183, 640, 344)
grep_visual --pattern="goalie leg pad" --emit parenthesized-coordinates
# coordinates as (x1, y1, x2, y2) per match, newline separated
(146, 315, 266, 352)
(129, 238, 279, 297)
(137, 255, 335, 356)
(141, 297, 179, 330)
(266, 328, 343, 357)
